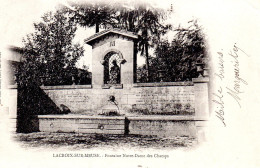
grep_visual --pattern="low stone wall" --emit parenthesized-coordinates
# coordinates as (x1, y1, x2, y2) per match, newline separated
(38, 115, 208, 137)
(40, 82, 195, 115)
(128, 116, 197, 137)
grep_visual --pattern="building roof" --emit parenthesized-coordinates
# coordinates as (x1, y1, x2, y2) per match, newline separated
(7, 45, 24, 62)
(84, 29, 138, 45)
(8, 45, 25, 54)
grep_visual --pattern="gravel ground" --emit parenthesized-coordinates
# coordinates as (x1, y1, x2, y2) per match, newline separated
(13, 132, 197, 150)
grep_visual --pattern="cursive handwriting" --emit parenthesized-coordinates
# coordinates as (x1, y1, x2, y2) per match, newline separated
(214, 51, 225, 81)
(213, 50, 226, 126)
(226, 44, 248, 108)
(212, 86, 226, 126)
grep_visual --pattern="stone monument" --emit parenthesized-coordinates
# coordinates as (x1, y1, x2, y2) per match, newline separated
(36, 28, 209, 137)
(85, 28, 138, 89)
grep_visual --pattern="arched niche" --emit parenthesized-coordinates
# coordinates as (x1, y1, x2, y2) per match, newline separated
(101, 50, 126, 84)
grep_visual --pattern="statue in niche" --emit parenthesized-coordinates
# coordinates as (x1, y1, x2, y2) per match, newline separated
(109, 60, 120, 84)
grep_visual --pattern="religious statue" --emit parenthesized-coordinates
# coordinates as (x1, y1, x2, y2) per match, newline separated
(109, 60, 120, 84)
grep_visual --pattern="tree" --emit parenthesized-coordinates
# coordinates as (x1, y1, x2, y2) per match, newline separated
(65, 1, 116, 33)
(149, 20, 206, 82)
(137, 9, 171, 81)
(18, 9, 85, 86)
(114, 3, 172, 81)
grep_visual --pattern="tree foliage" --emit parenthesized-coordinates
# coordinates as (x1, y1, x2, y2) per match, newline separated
(67, 1, 116, 33)
(115, 4, 171, 81)
(17, 9, 88, 86)
(138, 20, 207, 82)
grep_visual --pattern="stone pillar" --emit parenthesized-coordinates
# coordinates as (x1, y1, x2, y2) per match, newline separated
(192, 77, 210, 118)
(4, 60, 19, 133)
(1, 60, 18, 133)
(7, 85, 18, 133)
(3, 46, 23, 133)
(192, 77, 210, 142)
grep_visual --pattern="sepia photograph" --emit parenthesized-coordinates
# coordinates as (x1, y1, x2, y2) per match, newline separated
(1, 0, 260, 167)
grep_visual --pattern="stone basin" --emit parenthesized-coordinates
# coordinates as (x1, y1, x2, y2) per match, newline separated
(38, 115, 126, 134)
(38, 114, 208, 137)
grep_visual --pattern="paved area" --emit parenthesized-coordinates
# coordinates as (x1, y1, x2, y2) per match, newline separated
(13, 132, 197, 150)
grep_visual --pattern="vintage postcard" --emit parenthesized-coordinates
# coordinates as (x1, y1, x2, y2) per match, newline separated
(0, 0, 260, 167)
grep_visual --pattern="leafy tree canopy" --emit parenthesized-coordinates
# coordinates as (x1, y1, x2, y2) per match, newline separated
(66, 1, 116, 33)
(18, 9, 86, 86)
(138, 20, 207, 82)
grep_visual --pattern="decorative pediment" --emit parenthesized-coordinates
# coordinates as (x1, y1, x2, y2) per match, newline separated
(85, 29, 138, 46)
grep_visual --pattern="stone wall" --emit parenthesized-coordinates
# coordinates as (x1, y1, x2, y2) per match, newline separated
(41, 82, 195, 115)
